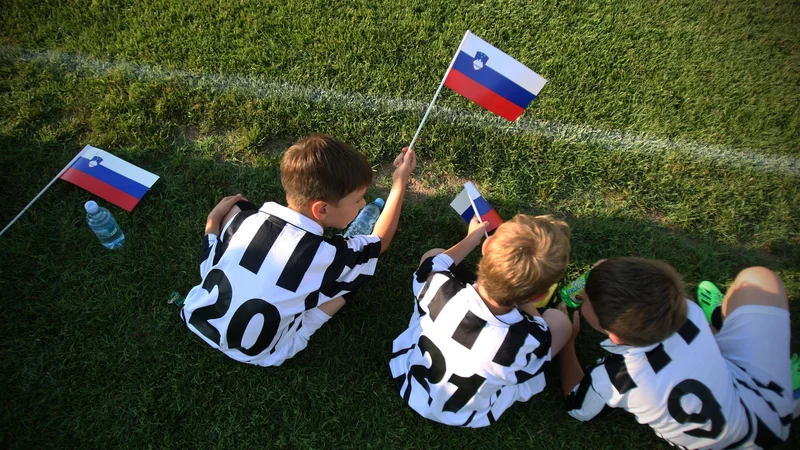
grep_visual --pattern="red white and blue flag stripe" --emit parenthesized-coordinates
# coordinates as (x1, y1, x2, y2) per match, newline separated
(59, 145, 159, 211)
(444, 31, 547, 121)
(450, 181, 504, 232)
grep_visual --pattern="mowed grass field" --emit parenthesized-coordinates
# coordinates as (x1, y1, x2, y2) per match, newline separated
(1, 0, 799, 448)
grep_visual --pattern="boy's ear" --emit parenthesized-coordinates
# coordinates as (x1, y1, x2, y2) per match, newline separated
(310, 200, 328, 221)
(607, 332, 625, 345)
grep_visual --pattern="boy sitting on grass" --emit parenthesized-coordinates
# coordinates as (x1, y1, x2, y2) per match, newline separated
(181, 134, 416, 367)
(559, 257, 796, 448)
(390, 214, 574, 427)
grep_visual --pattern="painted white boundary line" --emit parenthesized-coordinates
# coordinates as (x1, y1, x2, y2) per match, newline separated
(2, 46, 798, 175)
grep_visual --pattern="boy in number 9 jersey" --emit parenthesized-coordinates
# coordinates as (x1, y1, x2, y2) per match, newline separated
(390, 214, 575, 427)
(559, 258, 794, 449)
(181, 135, 416, 367)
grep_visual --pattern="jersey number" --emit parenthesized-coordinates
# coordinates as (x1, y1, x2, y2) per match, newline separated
(667, 379, 726, 439)
(188, 269, 281, 356)
(406, 336, 487, 414)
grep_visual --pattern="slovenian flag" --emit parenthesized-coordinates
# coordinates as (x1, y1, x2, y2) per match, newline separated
(444, 31, 547, 121)
(450, 181, 503, 232)
(59, 145, 159, 211)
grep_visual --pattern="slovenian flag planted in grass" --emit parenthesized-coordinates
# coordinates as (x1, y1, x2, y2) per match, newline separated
(59, 145, 159, 212)
(450, 181, 503, 232)
(444, 31, 547, 121)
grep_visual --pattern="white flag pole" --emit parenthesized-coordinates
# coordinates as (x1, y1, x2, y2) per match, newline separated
(407, 30, 471, 151)
(0, 151, 82, 237)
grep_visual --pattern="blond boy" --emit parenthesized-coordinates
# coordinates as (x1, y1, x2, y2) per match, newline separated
(389, 214, 574, 427)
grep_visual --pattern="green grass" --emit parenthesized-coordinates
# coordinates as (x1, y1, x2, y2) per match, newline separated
(1, 0, 798, 448)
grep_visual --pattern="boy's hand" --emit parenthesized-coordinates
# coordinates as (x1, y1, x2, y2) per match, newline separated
(558, 302, 581, 342)
(205, 194, 244, 235)
(392, 147, 417, 186)
(467, 216, 490, 245)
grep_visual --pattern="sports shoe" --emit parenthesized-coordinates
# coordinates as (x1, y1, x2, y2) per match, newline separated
(792, 354, 800, 419)
(697, 281, 723, 325)
(533, 283, 558, 309)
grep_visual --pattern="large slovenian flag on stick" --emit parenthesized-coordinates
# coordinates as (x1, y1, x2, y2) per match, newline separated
(59, 145, 159, 211)
(444, 31, 547, 121)
(450, 181, 504, 232)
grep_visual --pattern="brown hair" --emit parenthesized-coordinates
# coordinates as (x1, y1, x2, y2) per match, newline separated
(477, 214, 571, 307)
(585, 257, 687, 347)
(280, 134, 373, 207)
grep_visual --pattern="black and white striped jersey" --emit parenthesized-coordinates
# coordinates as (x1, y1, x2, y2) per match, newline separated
(390, 254, 552, 428)
(182, 202, 381, 366)
(566, 300, 792, 449)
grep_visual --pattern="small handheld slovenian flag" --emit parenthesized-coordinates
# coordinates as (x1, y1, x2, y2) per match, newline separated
(450, 181, 503, 232)
(444, 31, 547, 121)
(59, 145, 159, 212)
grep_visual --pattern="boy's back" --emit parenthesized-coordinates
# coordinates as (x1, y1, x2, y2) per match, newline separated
(183, 202, 381, 366)
(390, 253, 552, 427)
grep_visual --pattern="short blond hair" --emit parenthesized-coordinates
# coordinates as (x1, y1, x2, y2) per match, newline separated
(477, 214, 571, 307)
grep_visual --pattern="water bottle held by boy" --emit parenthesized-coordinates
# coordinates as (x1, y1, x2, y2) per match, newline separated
(344, 198, 384, 237)
(85, 200, 125, 249)
(559, 270, 590, 308)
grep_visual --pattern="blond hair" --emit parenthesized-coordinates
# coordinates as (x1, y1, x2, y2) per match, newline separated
(477, 214, 571, 307)
(280, 134, 373, 207)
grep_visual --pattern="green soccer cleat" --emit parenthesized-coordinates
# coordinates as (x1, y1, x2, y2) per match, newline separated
(697, 281, 723, 325)
(792, 353, 800, 393)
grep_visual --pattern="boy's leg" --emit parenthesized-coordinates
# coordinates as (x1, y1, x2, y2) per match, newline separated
(535, 306, 572, 357)
(721, 266, 788, 317)
(318, 296, 346, 316)
(269, 296, 342, 365)
(712, 267, 793, 419)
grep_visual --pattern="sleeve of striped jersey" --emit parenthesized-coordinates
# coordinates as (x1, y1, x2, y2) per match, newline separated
(565, 365, 612, 422)
(199, 234, 218, 277)
(413, 254, 456, 297)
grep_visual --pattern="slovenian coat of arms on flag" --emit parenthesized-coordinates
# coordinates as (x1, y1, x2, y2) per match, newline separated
(59, 145, 159, 212)
(450, 181, 503, 232)
(444, 31, 547, 121)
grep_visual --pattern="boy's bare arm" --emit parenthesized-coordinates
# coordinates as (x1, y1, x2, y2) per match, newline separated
(205, 194, 243, 236)
(443, 217, 489, 266)
(557, 303, 585, 397)
(372, 148, 416, 253)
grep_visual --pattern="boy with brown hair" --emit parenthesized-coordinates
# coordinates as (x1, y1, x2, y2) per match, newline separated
(559, 257, 795, 448)
(182, 134, 416, 367)
(389, 214, 574, 427)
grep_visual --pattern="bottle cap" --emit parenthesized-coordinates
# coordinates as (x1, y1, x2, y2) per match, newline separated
(84, 201, 99, 214)
(373, 198, 385, 209)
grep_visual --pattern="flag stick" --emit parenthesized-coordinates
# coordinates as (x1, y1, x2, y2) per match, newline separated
(0, 152, 82, 237)
(408, 30, 471, 151)
(467, 196, 490, 240)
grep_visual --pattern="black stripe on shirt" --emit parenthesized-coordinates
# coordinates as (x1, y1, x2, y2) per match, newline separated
(677, 319, 700, 345)
(645, 343, 672, 374)
(459, 410, 477, 427)
(276, 232, 323, 291)
(566, 371, 594, 412)
(390, 344, 416, 360)
(452, 310, 487, 350)
(752, 378, 784, 396)
(212, 210, 256, 266)
(492, 327, 528, 367)
(200, 234, 213, 262)
(754, 415, 786, 448)
(604, 354, 637, 394)
(239, 215, 286, 275)
(428, 276, 465, 321)
(723, 399, 752, 449)
(415, 256, 436, 283)
(304, 237, 349, 310)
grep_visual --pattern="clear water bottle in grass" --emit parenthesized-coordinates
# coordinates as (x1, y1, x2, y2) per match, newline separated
(85, 201, 125, 249)
(344, 198, 384, 238)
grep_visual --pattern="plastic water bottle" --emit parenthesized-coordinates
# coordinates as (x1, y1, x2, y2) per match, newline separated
(559, 270, 590, 308)
(344, 198, 384, 237)
(85, 201, 125, 249)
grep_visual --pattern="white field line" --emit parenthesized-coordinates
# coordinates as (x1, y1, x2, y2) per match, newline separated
(2, 46, 798, 176)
